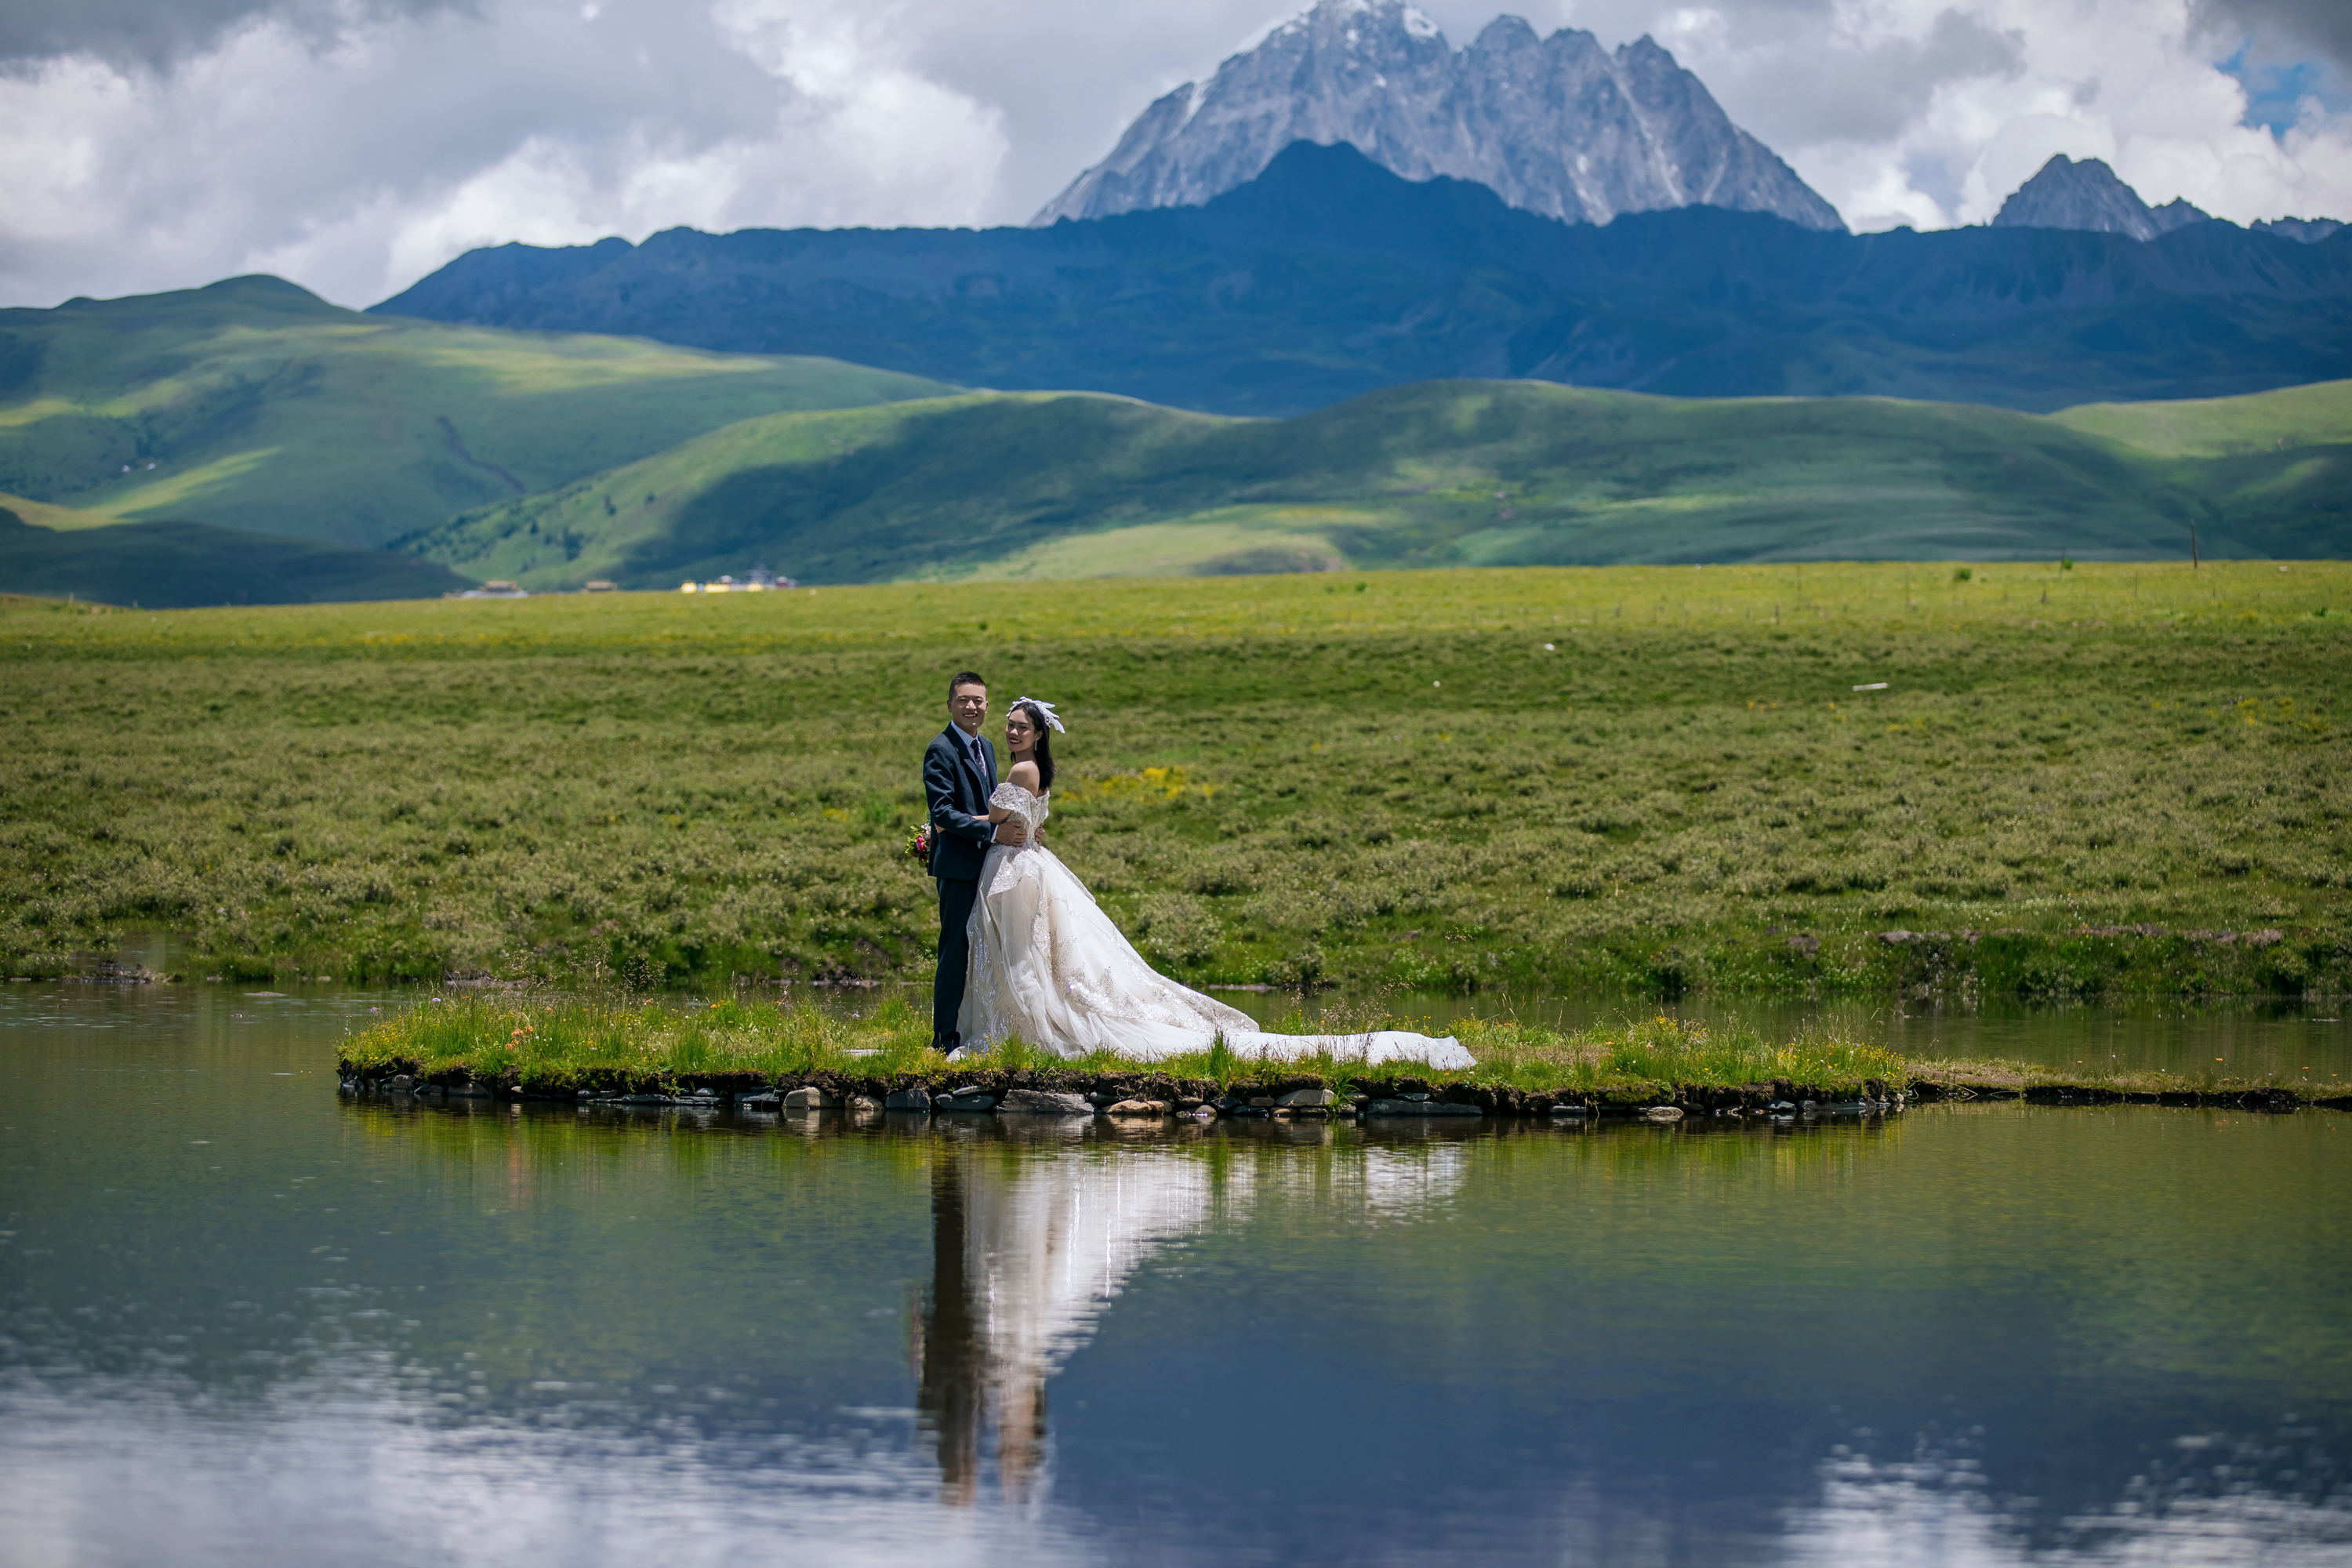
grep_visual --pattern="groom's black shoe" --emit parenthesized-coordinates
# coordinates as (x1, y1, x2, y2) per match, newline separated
(933, 1032, 961, 1054)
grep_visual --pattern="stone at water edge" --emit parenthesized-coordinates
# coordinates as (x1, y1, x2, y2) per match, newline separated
(1276, 1087, 1336, 1107)
(1000, 1088, 1092, 1116)
(884, 1088, 933, 1112)
(1103, 1099, 1171, 1116)
(940, 1094, 997, 1112)
(783, 1086, 836, 1110)
(845, 1094, 884, 1115)
(1642, 1106, 1686, 1123)
(1365, 1098, 1479, 1117)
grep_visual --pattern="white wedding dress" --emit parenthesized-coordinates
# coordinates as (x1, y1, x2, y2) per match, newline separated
(956, 784, 1472, 1067)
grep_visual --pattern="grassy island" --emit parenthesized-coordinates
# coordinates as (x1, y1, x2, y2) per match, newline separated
(336, 996, 2345, 1114)
(5, 561, 2348, 1000)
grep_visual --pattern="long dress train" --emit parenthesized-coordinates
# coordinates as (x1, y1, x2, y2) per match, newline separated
(955, 784, 1472, 1068)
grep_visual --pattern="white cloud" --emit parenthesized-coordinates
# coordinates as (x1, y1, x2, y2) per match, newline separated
(0, 0, 1011, 308)
(1544, 0, 2352, 228)
(2, 0, 2350, 312)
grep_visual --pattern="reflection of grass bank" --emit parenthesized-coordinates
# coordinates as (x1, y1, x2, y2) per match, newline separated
(6, 561, 2347, 996)
(336, 997, 2347, 1109)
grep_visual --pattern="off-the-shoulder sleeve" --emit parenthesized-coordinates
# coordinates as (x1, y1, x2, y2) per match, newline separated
(988, 782, 1046, 834)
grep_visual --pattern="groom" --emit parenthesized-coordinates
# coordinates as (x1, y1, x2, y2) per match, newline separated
(925, 671, 1027, 1051)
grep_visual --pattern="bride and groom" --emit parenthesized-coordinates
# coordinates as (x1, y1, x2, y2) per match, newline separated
(924, 671, 1468, 1067)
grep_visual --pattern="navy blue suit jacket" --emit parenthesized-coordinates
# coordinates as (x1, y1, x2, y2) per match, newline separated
(924, 726, 996, 881)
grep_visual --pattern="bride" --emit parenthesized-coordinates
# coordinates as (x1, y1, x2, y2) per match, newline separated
(955, 699, 1471, 1068)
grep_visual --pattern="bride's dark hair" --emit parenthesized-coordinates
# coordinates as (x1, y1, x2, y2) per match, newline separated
(1011, 699, 1056, 794)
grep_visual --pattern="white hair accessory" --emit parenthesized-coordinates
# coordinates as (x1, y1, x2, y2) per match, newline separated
(1011, 697, 1065, 733)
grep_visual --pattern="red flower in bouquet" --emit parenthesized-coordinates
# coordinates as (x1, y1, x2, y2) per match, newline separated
(906, 822, 934, 863)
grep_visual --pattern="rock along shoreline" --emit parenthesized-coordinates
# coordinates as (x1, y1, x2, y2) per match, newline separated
(336, 1063, 2337, 1122)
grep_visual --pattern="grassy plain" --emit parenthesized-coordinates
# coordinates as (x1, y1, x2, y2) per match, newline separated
(3, 562, 2346, 999)
(416, 379, 2352, 590)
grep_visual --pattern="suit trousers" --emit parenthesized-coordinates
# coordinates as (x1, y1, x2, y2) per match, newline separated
(932, 873, 981, 1047)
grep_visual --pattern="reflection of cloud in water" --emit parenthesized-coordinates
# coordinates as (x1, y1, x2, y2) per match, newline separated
(24, 1127, 2336, 1567)
(1783, 1441, 2352, 1567)
(0, 1132, 1481, 1563)
(0, 1378, 1097, 1568)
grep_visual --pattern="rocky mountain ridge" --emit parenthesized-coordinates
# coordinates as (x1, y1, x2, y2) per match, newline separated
(1033, 0, 1842, 232)
(374, 141, 2352, 418)
(1994, 153, 2343, 244)
(1993, 154, 2212, 241)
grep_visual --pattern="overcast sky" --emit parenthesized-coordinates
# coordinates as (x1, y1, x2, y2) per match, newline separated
(2, 0, 2347, 309)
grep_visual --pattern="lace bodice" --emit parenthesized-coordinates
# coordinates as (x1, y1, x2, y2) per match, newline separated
(989, 782, 1049, 837)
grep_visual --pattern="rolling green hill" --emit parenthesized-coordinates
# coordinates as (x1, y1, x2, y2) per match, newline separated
(0, 506, 469, 607)
(5, 270, 2341, 604)
(0, 274, 955, 550)
(2050, 379, 2352, 456)
(2049, 382, 2352, 561)
(412, 379, 2349, 590)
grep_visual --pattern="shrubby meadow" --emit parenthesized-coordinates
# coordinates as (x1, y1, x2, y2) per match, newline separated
(2, 561, 2346, 997)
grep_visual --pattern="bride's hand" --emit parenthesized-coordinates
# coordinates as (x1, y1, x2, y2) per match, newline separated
(995, 821, 1029, 846)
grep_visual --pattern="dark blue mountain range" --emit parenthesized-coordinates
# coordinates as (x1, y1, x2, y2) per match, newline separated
(373, 141, 2352, 416)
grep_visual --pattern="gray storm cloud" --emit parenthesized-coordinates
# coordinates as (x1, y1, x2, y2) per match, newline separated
(0, 0, 468, 69)
(2195, 0, 2352, 67)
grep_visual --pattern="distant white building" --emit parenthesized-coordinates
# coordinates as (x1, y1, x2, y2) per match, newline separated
(680, 565, 800, 593)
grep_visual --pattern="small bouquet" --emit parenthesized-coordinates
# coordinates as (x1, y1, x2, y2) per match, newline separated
(906, 822, 935, 864)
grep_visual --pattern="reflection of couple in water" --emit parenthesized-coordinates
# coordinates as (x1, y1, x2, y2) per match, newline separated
(914, 1128, 1205, 1502)
(922, 670, 1468, 1067)
(912, 1121, 1469, 1503)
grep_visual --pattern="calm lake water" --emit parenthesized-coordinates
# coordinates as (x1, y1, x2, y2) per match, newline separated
(4, 980, 2350, 1566)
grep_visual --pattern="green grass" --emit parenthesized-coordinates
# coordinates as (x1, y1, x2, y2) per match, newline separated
(338, 993, 2339, 1105)
(0, 275, 954, 550)
(336, 993, 1907, 1097)
(2, 561, 2345, 998)
(409, 379, 2352, 590)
